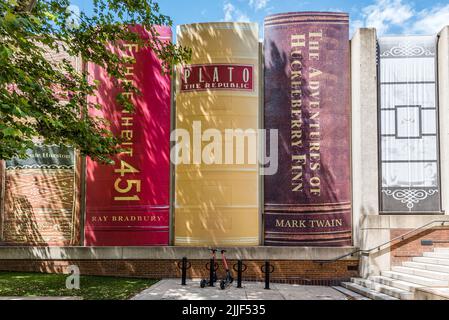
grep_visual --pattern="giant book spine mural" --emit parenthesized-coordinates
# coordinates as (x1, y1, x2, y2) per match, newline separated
(174, 22, 260, 246)
(264, 12, 352, 246)
(1, 146, 80, 245)
(378, 36, 441, 213)
(85, 25, 171, 246)
(0, 47, 81, 246)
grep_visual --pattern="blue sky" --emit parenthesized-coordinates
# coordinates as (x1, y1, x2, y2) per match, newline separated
(70, 0, 449, 38)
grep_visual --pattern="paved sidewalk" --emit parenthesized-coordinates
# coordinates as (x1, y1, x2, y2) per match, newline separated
(131, 279, 348, 300)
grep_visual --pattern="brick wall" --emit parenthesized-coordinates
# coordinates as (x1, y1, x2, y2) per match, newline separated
(390, 227, 449, 266)
(0, 259, 359, 286)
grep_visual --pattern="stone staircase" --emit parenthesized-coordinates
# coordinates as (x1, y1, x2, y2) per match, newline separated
(340, 248, 449, 300)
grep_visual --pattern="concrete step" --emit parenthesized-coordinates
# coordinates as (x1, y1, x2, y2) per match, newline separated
(415, 288, 449, 300)
(392, 266, 449, 281)
(423, 252, 449, 259)
(341, 282, 399, 300)
(413, 256, 449, 266)
(369, 276, 423, 293)
(434, 248, 449, 253)
(351, 278, 413, 300)
(403, 261, 449, 274)
(332, 286, 370, 300)
(381, 270, 448, 287)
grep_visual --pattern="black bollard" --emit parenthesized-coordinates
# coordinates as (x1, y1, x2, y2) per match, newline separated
(237, 260, 243, 288)
(233, 260, 247, 289)
(264, 261, 270, 289)
(209, 258, 215, 287)
(181, 257, 188, 285)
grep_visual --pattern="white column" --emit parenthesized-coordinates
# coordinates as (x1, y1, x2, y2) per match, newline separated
(438, 26, 449, 215)
(351, 28, 379, 247)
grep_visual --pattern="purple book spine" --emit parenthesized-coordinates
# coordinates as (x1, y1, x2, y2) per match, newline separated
(264, 12, 352, 246)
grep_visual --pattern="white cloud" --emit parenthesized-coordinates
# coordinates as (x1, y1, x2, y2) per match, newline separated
(353, 0, 449, 36)
(362, 0, 413, 35)
(223, 2, 234, 21)
(66, 4, 81, 30)
(350, 19, 364, 37)
(223, 1, 250, 22)
(410, 4, 449, 34)
(249, 0, 269, 11)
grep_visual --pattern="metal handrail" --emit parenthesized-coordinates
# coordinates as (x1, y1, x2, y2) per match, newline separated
(316, 219, 449, 265)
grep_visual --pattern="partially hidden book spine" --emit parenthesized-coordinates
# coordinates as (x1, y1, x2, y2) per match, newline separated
(2, 145, 79, 245)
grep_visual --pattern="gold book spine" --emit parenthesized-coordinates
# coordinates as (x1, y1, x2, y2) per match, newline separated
(174, 22, 260, 246)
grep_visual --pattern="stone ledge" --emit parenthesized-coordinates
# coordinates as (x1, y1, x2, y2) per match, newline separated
(360, 215, 449, 230)
(0, 246, 359, 261)
(415, 288, 449, 300)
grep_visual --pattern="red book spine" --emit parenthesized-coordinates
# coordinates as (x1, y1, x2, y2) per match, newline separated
(85, 25, 171, 246)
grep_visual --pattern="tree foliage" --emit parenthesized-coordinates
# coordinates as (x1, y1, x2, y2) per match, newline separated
(0, 0, 190, 162)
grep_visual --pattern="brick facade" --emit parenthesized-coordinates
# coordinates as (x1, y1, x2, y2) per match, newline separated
(0, 259, 359, 286)
(390, 227, 449, 266)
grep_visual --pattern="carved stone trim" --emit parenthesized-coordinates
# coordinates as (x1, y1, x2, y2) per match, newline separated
(381, 43, 434, 58)
(382, 188, 439, 210)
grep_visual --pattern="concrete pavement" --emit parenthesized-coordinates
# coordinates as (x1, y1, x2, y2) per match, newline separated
(131, 279, 348, 300)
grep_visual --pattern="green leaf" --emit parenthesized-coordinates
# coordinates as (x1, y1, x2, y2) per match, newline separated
(4, 12, 16, 23)
(43, 11, 57, 22)
(2, 127, 20, 137)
